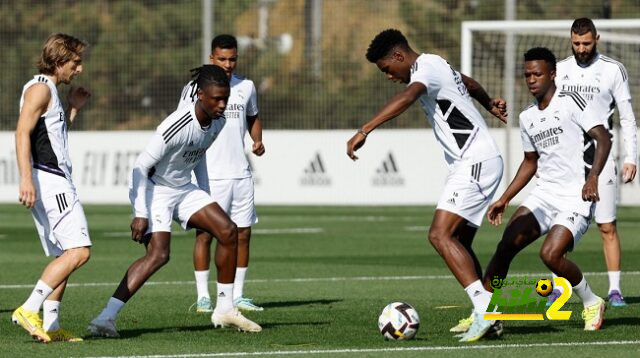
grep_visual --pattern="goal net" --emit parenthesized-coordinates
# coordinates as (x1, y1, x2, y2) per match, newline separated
(461, 19, 640, 125)
(461, 19, 640, 179)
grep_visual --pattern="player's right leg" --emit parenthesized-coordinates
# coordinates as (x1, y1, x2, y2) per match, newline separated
(187, 203, 261, 332)
(458, 206, 541, 342)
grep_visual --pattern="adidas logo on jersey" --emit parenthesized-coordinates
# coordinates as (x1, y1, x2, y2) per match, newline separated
(372, 152, 404, 186)
(562, 74, 569, 80)
(218, 292, 226, 298)
(36, 289, 44, 295)
(446, 197, 456, 205)
(566, 216, 575, 223)
(529, 122, 535, 129)
(300, 152, 331, 186)
(607, 179, 615, 185)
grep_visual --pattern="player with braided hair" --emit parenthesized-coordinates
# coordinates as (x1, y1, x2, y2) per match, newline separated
(88, 65, 262, 337)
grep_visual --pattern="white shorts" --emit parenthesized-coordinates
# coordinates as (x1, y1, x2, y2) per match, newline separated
(436, 156, 503, 227)
(146, 182, 215, 233)
(210, 177, 258, 227)
(32, 190, 91, 257)
(522, 191, 594, 249)
(594, 158, 617, 224)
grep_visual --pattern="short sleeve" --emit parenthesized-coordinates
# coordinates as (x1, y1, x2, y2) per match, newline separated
(408, 55, 442, 93)
(576, 102, 607, 133)
(519, 114, 536, 153)
(246, 81, 259, 117)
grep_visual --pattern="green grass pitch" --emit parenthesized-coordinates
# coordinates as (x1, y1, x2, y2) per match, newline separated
(1, 204, 639, 357)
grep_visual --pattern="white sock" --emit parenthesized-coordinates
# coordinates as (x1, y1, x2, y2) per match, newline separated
(97, 297, 125, 321)
(23, 280, 53, 312)
(464, 280, 493, 314)
(233, 267, 248, 300)
(552, 272, 564, 293)
(214, 282, 234, 314)
(573, 277, 600, 307)
(194, 270, 210, 299)
(43, 300, 60, 331)
(607, 271, 621, 294)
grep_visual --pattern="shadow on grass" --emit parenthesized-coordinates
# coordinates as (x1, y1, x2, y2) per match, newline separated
(89, 321, 330, 339)
(621, 296, 640, 305)
(501, 324, 564, 335)
(260, 299, 342, 309)
(606, 316, 640, 326)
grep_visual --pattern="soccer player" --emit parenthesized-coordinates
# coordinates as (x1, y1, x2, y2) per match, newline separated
(178, 34, 265, 313)
(13, 33, 91, 343)
(346, 29, 507, 342)
(88, 65, 261, 337)
(546, 18, 637, 307)
(466, 47, 611, 339)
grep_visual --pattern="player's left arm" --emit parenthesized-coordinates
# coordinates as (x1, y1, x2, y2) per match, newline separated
(584, 124, 612, 202)
(67, 86, 91, 126)
(461, 74, 507, 123)
(347, 82, 426, 160)
(247, 115, 265, 156)
(612, 65, 637, 182)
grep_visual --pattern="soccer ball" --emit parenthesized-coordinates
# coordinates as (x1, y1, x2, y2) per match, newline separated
(536, 279, 553, 297)
(378, 302, 420, 340)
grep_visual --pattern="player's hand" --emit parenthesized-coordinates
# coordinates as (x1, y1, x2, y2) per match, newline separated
(486, 198, 508, 226)
(252, 141, 265, 156)
(622, 163, 637, 183)
(488, 98, 508, 124)
(68, 86, 91, 111)
(582, 176, 599, 202)
(18, 178, 37, 209)
(130, 217, 149, 243)
(347, 131, 367, 161)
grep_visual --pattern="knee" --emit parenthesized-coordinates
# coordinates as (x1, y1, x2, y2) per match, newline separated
(237, 228, 251, 245)
(68, 247, 91, 267)
(196, 231, 213, 245)
(149, 249, 170, 268)
(598, 222, 616, 240)
(539, 245, 561, 267)
(427, 227, 450, 250)
(218, 222, 238, 246)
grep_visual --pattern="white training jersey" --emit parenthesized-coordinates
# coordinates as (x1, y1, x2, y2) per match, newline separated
(556, 53, 636, 164)
(178, 74, 259, 179)
(142, 103, 225, 187)
(20, 75, 74, 189)
(409, 54, 500, 166)
(129, 103, 225, 217)
(519, 89, 606, 215)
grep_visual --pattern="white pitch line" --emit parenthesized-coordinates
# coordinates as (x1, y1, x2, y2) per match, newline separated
(77, 340, 640, 358)
(103, 228, 323, 238)
(2, 271, 640, 290)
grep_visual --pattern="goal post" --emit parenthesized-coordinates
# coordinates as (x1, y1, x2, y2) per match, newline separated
(461, 19, 640, 182)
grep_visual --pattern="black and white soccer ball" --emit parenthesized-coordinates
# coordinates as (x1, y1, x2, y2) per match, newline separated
(378, 302, 420, 340)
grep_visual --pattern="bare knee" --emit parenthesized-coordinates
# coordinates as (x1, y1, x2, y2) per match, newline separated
(238, 228, 251, 246)
(427, 227, 451, 251)
(195, 231, 214, 245)
(539, 245, 561, 268)
(148, 249, 170, 268)
(67, 247, 91, 268)
(598, 222, 617, 241)
(218, 222, 238, 247)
